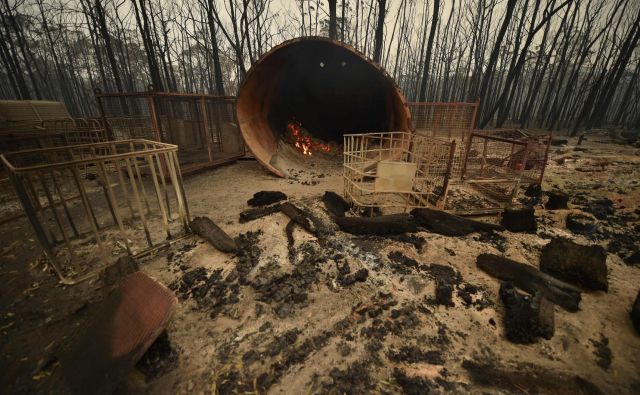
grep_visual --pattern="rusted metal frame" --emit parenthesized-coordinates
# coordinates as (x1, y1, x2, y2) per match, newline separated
(153, 152, 172, 219)
(37, 173, 80, 264)
(50, 171, 79, 238)
(88, 146, 120, 228)
(171, 150, 190, 225)
(128, 141, 152, 214)
(460, 132, 476, 180)
(438, 140, 457, 209)
(26, 174, 58, 244)
(23, 173, 43, 211)
(537, 134, 552, 185)
(480, 138, 489, 176)
(70, 165, 109, 266)
(214, 100, 225, 152)
(123, 155, 153, 247)
(3, 140, 176, 170)
(165, 151, 188, 231)
(145, 145, 171, 239)
(10, 171, 69, 281)
(94, 93, 113, 140)
(95, 158, 132, 255)
(110, 143, 135, 219)
(200, 96, 214, 163)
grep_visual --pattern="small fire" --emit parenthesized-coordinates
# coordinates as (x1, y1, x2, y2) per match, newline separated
(287, 120, 331, 156)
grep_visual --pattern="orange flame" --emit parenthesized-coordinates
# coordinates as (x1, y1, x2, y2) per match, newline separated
(287, 120, 331, 156)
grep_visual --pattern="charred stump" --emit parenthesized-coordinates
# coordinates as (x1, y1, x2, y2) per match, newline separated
(501, 206, 537, 232)
(499, 282, 555, 344)
(545, 191, 569, 210)
(540, 237, 608, 292)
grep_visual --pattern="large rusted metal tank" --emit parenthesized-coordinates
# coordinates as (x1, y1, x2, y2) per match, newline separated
(236, 37, 412, 177)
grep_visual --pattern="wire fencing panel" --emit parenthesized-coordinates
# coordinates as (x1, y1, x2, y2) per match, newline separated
(1, 139, 190, 284)
(409, 101, 479, 141)
(95, 92, 244, 173)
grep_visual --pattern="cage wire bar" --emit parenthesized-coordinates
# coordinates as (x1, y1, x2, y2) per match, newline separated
(94, 90, 245, 173)
(1, 139, 190, 284)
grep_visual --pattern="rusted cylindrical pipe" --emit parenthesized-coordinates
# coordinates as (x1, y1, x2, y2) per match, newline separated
(236, 37, 412, 177)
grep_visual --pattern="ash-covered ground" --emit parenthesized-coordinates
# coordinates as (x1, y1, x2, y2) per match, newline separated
(1, 134, 639, 394)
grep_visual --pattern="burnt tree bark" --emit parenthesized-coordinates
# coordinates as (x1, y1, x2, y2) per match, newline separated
(417, 0, 440, 102)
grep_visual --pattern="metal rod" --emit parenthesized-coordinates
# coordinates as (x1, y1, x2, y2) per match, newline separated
(124, 156, 153, 247)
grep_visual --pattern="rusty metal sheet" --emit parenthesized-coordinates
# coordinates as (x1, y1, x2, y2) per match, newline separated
(51, 271, 176, 394)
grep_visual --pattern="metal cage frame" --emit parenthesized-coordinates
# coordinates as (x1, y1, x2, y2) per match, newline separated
(1, 139, 190, 284)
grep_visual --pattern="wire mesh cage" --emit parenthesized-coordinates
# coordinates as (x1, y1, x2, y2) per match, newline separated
(343, 128, 551, 216)
(95, 91, 245, 173)
(442, 131, 546, 214)
(409, 101, 479, 141)
(0, 128, 109, 224)
(343, 132, 456, 213)
(1, 139, 190, 284)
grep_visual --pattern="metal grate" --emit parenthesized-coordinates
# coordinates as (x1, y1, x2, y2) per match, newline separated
(1, 139, 190, 284)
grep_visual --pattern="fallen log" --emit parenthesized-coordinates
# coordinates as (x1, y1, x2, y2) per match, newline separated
(411, 208, 504, 236)
(476, 253, 581, 312)
(500, 282, 555, 344)
(239, 203, 283, 223)
(322, 191, 350, 217)
(540, 237, 608, 292)
(335, 214, 418, 235)
(189, 216, 237, 253)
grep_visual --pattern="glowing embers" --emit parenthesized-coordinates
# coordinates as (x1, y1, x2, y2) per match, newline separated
(286, 120, 331, 156)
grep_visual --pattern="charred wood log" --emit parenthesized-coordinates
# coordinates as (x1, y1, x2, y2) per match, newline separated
(322, 191, 350, 217)
(411, 208, 504, 236)
(500, 282, 555, 344)
(476, 253, 581, 312)
(335, 214, 418, 235)
(189, 216, 237, 253)
(281, 202, 316, 234)
(239, 203, 283, 223)
(500, 206, 537, 232)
